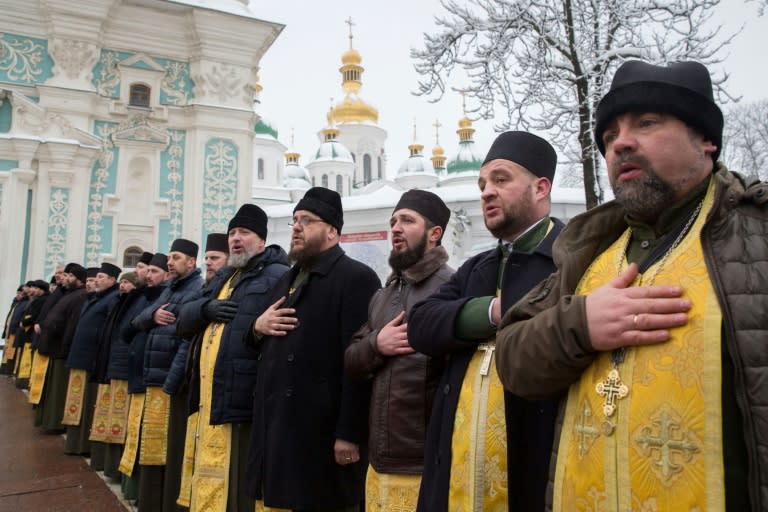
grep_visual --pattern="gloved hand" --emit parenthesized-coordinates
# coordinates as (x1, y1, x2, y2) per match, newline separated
(203, 299, 239, 323)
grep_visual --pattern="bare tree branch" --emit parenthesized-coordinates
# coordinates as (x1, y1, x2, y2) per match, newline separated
(412, 0, 740, 208)
(722, 99, 768, 180)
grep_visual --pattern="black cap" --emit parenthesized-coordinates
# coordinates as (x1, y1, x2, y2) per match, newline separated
(99, 262, 121, 279)
(294, 187, 344, 232)
(205, 233, 230, 254)
(31, 280, 49, 293)
(139, 251, 154, 265)
(228, 204, 268, 240)
(169, 238, 198, 259)
(64, 263, 87, 283)
(482, 131, 557, 182)
(595, 60, 723, 162)
(393, 190, 451, 241)
(86, 267, 100, 278)
(148, 253, 168, 272)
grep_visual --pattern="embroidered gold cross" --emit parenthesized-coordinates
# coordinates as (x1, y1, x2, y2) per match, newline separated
(477, 342, 495, 376)
(574, 403, 599, 458)
(635, 410, 699, 480)
(595, 368, 628, 418)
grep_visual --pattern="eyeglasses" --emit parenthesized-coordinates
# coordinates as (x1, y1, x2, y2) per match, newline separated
(288, 216, 326, 228)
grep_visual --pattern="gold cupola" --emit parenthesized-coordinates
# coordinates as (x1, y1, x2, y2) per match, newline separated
(327, 17, 379, 125)
(431, 118, 446, 171)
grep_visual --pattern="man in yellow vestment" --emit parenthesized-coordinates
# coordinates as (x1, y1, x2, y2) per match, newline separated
(496, 60, 768, 511)
(408, 131, 564, 511)
(175, 205, 289, 512)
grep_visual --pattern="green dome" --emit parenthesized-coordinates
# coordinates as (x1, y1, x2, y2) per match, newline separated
(446, 140, 482, 173)
(254, 118, 278, 139)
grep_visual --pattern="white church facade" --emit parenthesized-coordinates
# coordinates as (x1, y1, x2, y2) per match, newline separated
(0, 0, 586, 317)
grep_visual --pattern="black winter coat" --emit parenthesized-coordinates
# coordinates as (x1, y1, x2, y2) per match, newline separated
(92, 287, 147, 383)
(9, 298, 29, 346)
(37, 287, 87, 359)
(245, 245, 381, 510)
(407, 220, 564, 512)
(175, 245, 290, 422)
(124, 285, 166, 394)
(66, 285, 119, 372)
(32, 288, 63, 349)
(18, 293, 49, 346)
(133, 269, 203, 387)
(2, 298, 20, 339)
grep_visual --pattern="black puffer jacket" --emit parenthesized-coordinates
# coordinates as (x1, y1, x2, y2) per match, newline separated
(123, 285, 166, 394)
(133, 269, 203, 387)
(66, 284, 119, 372)
(175, 244, 290, 422)
(345, 245, 452, 474)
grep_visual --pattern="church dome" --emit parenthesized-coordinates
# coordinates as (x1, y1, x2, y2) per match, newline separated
(446, 115, 482, 174)
(328, 94, 379, 125)
(313, 126, 353, 163)
(283, 150, 311, 190)
(397, 142, 435, 175)
(328, 21, 378, 125)
(254, 117, 278, 139)
(341, 48, 362, 66)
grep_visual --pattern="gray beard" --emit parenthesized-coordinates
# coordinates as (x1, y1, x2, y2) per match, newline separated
(228, 250, 256, 269)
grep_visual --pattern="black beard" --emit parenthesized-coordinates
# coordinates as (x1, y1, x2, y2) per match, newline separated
(289, 246, 317, 267)
(611, 154, 676, 223)
(388, 232, 428, 272)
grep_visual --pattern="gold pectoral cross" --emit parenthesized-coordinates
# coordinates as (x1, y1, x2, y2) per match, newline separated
(478, 342, 496, 376)
(595, 368, 629, 418)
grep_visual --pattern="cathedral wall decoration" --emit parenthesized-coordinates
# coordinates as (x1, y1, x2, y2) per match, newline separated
(44, 187, 69, 277)
(0, 33, 53, 85)
(158, 129, 186, 251)
(201, 138, 238, 243)
(85, 121, 119, 267)
(92, 49, 193, 105)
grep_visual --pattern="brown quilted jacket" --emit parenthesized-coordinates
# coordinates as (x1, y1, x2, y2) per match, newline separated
(496, 166, 768, 510)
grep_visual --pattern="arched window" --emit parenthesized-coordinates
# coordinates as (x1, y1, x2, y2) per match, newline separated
(123, 246, 143, 268)
(129, 84, 151, 108)
(363, 154, 372, 185)
(322, 174, 328, 188)
(336, 175, 343, 194)
(377, 156, 382, 179)
(257, 158, 265, 180)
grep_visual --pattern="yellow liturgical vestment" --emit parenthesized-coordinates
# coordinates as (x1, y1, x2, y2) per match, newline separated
(554, 181, 726, 511)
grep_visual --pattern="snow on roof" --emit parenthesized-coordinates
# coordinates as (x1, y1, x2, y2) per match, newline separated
(165, 0, 261, 20)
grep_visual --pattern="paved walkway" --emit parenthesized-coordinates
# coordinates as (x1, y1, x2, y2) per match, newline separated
(0, 375, 129, 512)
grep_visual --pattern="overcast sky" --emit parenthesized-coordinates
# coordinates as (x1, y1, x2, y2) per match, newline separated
(253, 0, 767, 181)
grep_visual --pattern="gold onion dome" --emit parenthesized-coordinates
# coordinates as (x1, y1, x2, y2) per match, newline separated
(328, 18, 378, 125)
(341, 47, 362, 66)
(447, 114, 482, 174)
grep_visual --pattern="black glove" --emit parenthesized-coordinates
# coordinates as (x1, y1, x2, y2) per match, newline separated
(203, 299, 238, 323)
